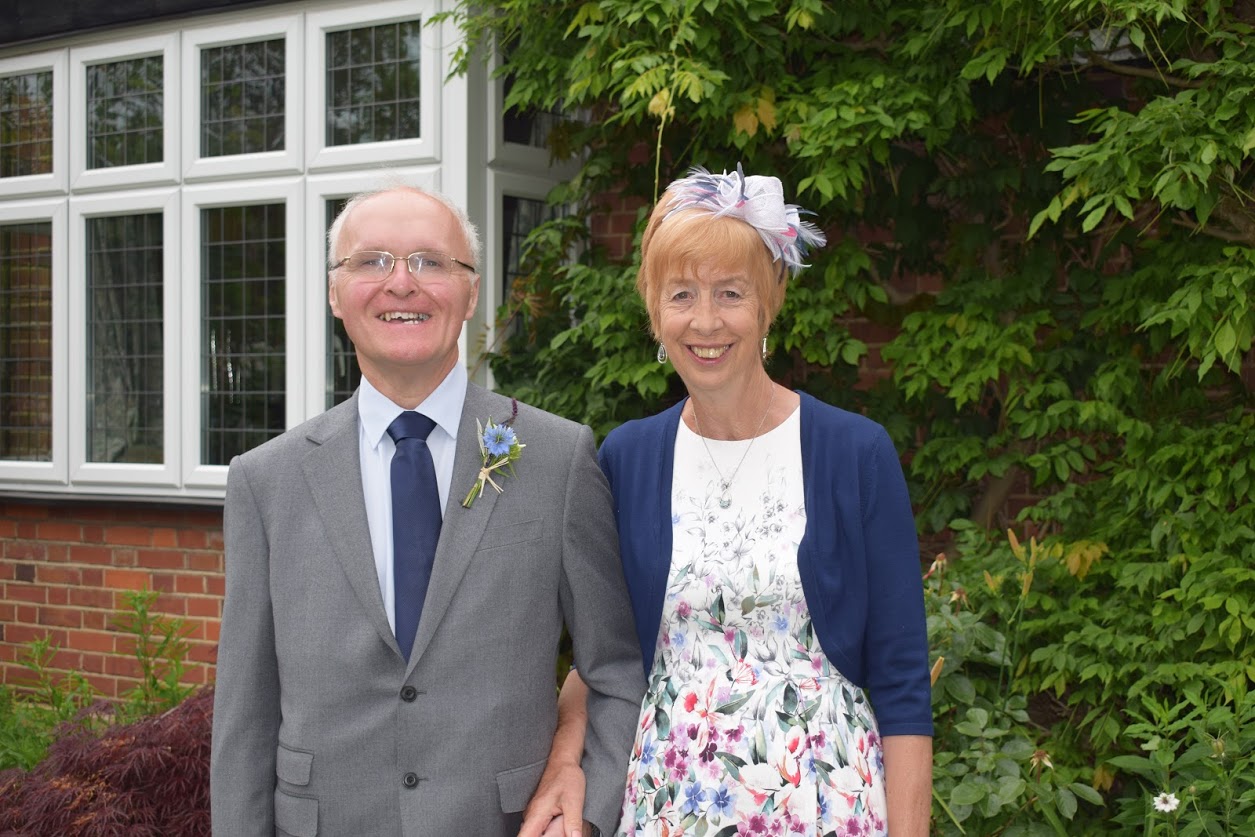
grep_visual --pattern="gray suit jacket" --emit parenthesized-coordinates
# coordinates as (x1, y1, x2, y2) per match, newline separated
(211, 384, 644, 837)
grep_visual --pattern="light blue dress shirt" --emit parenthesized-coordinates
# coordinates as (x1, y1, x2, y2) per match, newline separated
(356, 363, 467, 633)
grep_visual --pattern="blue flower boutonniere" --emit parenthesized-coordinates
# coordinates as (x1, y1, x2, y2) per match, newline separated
(461, 401, 525, 508)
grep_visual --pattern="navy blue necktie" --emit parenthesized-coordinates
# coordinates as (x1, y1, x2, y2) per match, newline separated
(387, 411, 441, 661)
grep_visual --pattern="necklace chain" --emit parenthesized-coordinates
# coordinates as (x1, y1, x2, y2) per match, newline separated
(690, 384, 776, 510)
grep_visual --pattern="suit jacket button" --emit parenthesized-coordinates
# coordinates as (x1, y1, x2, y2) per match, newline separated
(402, 772, 419, 789)
(400, 685, 418, 702)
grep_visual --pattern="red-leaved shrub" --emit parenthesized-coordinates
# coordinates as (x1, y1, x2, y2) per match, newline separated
(0, 687, 211, 836)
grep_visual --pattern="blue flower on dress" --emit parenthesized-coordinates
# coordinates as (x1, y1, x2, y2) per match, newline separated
(679, 782, 706, 815)
(482, 423, 516, 457)
(640, 735, 656, 764)
(709, 784, 734, 818)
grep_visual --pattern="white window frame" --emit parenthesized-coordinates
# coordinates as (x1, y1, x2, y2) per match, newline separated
(304, 166, 445, 415)
(0, 49, 68, 199)
(481, 169, 559, 360)
(179, 178, 305, 490)
(70, 34, 181, 192)
(305, 0, 442, 173)
(180, 14, 304, 183)
(0, 198, 67, 485)
(68, 188, 181, 488)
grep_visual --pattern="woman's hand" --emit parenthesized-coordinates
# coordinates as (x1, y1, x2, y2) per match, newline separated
(519, 669, 592, 837)
(518, 760, 586, 837)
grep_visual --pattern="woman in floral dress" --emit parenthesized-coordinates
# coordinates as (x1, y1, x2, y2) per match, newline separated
(524, 166, 933, 837)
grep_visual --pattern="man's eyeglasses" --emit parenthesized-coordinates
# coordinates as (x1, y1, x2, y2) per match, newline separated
(331, 251, 478, 283)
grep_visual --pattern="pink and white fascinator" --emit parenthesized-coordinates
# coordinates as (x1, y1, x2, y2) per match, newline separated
(662, 163, 827, 278)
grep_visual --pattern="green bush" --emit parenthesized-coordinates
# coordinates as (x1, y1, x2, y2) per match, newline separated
(0, 589, 195, 772)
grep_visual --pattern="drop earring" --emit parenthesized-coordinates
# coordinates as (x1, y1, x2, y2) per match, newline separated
(761, 335, 769, 361)
(657, 343, 668, 364)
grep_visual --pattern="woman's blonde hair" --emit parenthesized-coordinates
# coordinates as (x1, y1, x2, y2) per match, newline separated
(636, 198, 788, 340)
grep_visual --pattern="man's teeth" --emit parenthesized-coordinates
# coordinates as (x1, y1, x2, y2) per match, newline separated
(381, 312, 430, 322)
(692, 346, 727, 359)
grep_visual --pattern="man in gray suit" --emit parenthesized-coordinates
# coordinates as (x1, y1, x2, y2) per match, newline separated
(210, 185, 644, 837)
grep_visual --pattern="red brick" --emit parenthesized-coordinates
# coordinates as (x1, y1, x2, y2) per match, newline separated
(137, 549, 186, 570)
(206, 576, 225, 597)
(12, 501, 52, 516)
(82, 525, 105, 543)
(80, 653, 105, 673)
(205, 621, 221, 643)
(36, 522, 83, 541)
(189, 552, 222, 572)
(0, 602, 14, 622)
(67, 629, 115, 654)
(17, 604, 37, 622)
(176, 575, 206, 595)
(103, 569, 150, 590)
(4, 541, 46, 561)
(154, 593, 186, 615)
(104, 526, 151, 547)
(206, 530, 224, 551)
(178, 529, 208, 549)
(83, 611, 107, 630)
(188, 641, 217, 664)
(70, 545, 114, 565)
(186, 596, 219, 618)
(151, 573, 176, 593)
(45, 544, 68, 562)
(0, 520, 17, 537)
(47, 586, 68, 605)
(112, 549, 138, 567)
(48, 648, 82, 670)
(81, 567, 103, 586)
(36, 565, 81, 585)
(7, 585, 47, 604)
(84, 674, 119, 697)
(104, 656, 141, 678)
(6, 624, 63, 646)
(150, 528, 179, 548)
(15, 521, 37, 537)
(39, 606, 83, 629)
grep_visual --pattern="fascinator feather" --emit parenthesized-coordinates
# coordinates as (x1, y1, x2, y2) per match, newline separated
(662, 163, 826, 277)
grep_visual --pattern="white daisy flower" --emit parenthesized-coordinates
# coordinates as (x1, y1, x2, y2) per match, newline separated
(1153, 792, 1180, 813)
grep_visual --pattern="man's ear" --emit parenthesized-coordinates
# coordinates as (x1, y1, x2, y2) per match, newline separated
(328, 276, 342, 318)
(463, 276, 480, 321)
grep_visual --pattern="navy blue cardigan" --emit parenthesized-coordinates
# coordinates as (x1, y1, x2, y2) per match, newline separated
(597, 392, 933, 737)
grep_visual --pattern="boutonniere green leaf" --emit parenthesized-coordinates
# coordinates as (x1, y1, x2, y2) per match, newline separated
(461, 401, 525, 508)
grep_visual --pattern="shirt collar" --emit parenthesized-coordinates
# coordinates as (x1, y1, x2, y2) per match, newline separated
(358, 363, 468, 450)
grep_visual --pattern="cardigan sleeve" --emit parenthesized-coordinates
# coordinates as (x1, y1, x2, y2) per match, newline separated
(859, 426, 934, 737)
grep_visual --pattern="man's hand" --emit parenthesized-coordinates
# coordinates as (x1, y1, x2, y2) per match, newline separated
(518, 760, 586, 837)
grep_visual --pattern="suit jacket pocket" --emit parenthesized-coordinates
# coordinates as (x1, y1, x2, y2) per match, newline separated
(476, 518, 543, 552)
(274, 789, 317, 837)
(276, 742, 314, 786)
(496, 757, 548, 813)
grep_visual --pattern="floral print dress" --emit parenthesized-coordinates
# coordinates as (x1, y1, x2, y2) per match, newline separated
(616, 408, 888, 837)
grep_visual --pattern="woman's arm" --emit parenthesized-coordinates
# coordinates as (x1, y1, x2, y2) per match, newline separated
(883, 734, 933, 836)
(519, 670, 591, 837)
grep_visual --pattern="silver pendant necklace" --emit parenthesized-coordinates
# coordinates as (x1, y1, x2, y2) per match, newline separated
(690, 384, 776, 510)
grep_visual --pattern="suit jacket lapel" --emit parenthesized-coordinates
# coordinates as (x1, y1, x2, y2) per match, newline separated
(302, 395, 400, 656)
(407, 383, 508, 670)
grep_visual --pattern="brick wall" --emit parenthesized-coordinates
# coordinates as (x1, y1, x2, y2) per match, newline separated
(0, 499, 223, 698)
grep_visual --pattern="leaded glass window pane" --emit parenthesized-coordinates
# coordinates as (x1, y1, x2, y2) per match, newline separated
(325, 20, 421, 146)
(0, 71, 53, 177)
(0, 222, 53, 461)
(502, 73, 563, 150)
(86, 56, 163, 169)
(86, 214, 164, 463)
(325, 197, 360, 408)
(201, 39, 285, 157)
(201, 204, 286, 465)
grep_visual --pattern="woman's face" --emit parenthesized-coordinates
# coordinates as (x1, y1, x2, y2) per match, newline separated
(657, 261, 764, 398)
